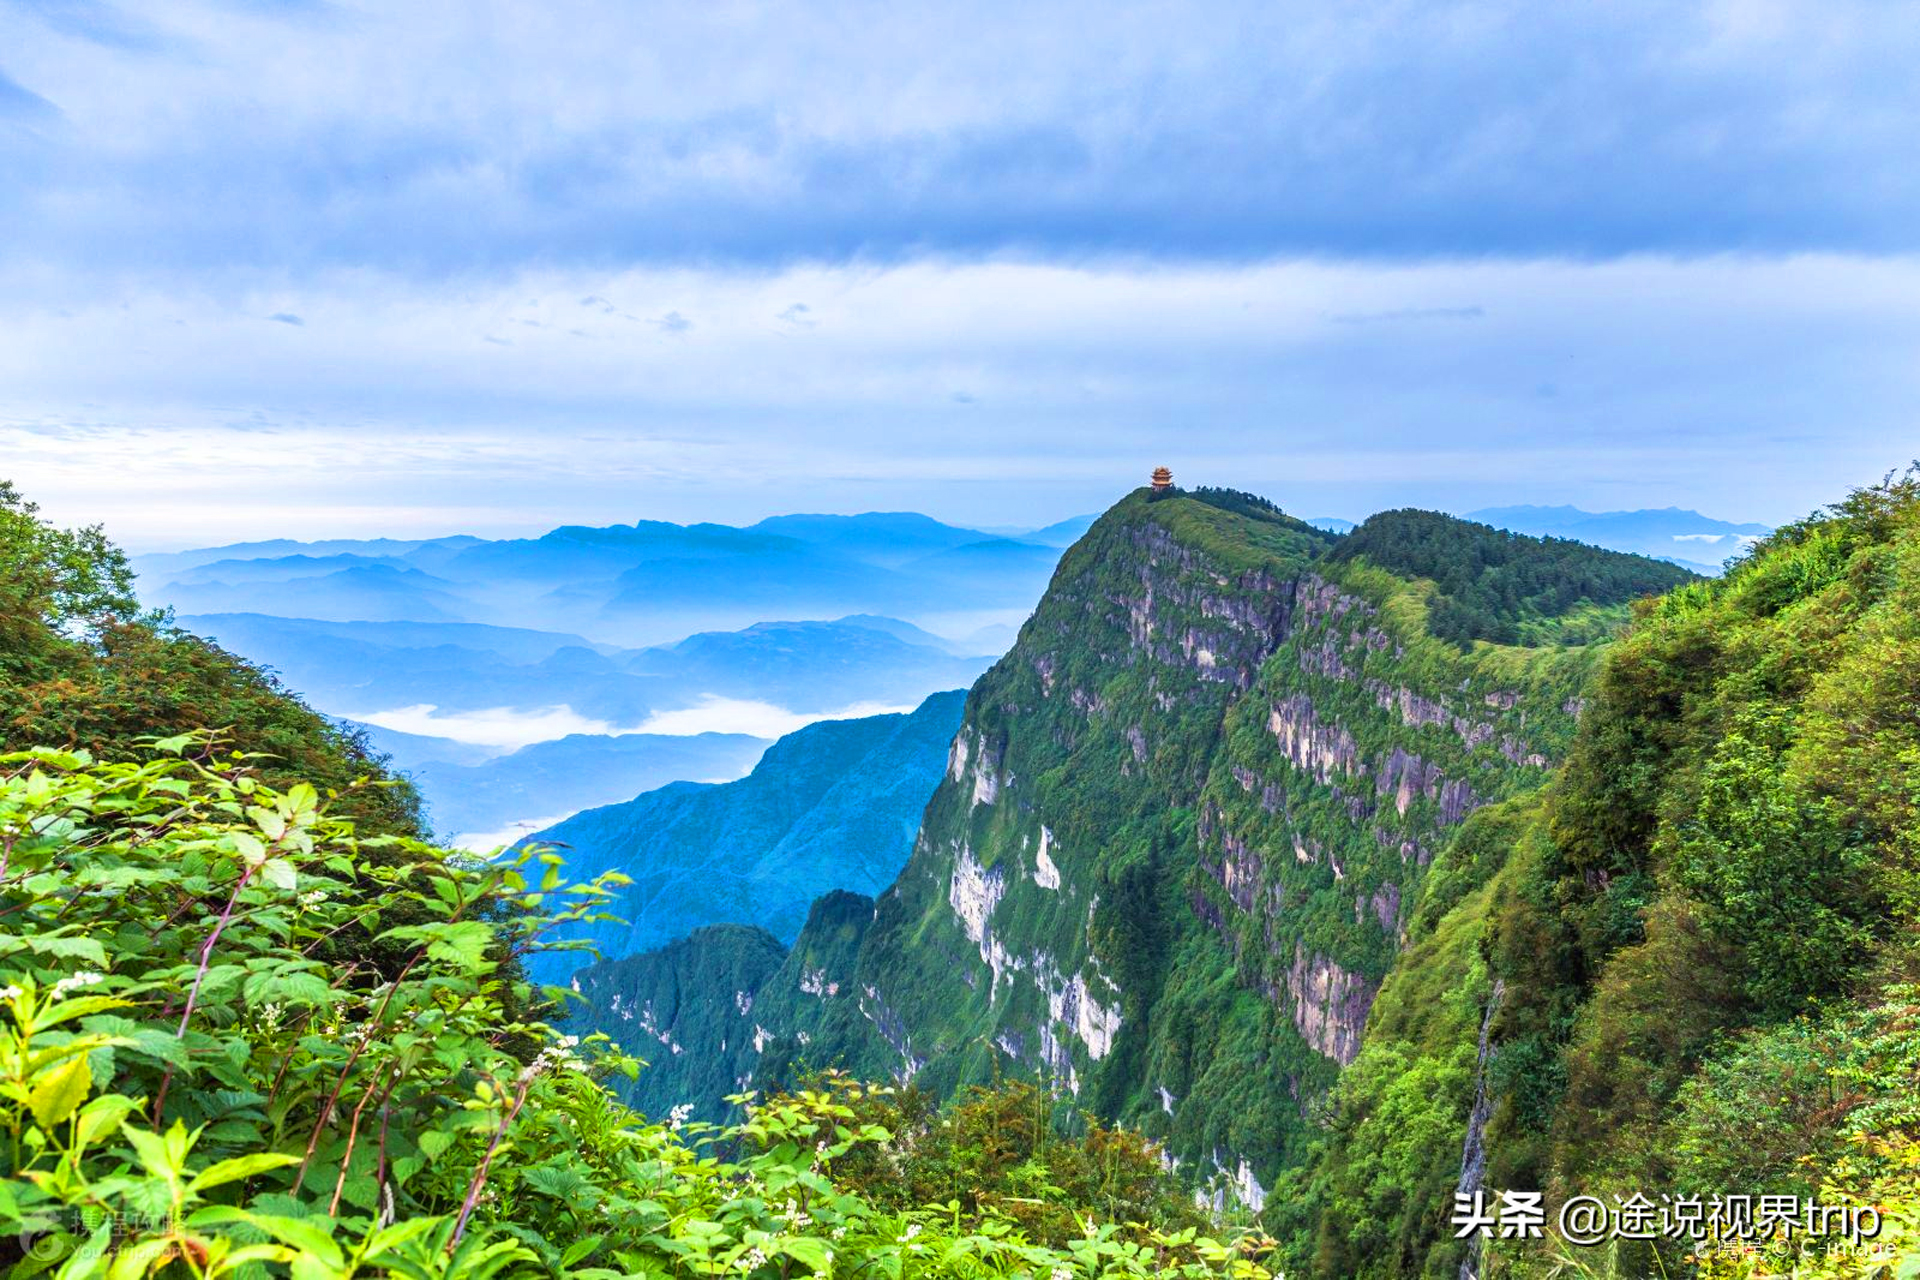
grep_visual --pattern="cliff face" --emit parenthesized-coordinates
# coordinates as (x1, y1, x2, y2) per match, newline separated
(633, 490, 1606, 1198)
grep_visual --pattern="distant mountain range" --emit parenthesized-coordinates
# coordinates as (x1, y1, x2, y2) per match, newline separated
(136, 512, 1078, 844)
(526, 689, 965, 987)
(139, 512, 1078, 647)
(406, 732, 772, 846)
(180, 611, 991, 843)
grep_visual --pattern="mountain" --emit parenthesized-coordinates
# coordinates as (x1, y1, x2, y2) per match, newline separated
(1015, 514, 1100, 547)
(183, 613, 979, 841)
(529, 689, 967, 988)
(412, 731, 770, 843)
(746, 512, 991, 564)
(142, 512, 1064, 647)
(336, 717, 497, 769)
(578, 489, 1690, 1189)
(1464, 503, 1770, 573)
(181, 614, 981, 729)
(573, 478, 1920, 1279)
(1296, 476, 1920, 1277)
(621, 620, 992, 709)
(129, 534, 485, 579)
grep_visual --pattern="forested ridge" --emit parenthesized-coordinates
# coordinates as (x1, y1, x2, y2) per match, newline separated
(1329, 508, 1698, 648)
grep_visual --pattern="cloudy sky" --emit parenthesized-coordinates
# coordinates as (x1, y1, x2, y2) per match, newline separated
(3, 0, 1917, 549)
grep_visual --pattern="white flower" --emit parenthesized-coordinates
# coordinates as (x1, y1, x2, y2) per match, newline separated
(1053, 1269, 1074, 1280)
(668, 1103, 694, 1130)
(51, 971, 104, 998)
(0, 985, 23, 1002)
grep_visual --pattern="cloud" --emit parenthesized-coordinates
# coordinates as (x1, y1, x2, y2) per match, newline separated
(777, 302, 814, 327)
(626, 696, 919, 739)
(1328, 306, 1485, 324)
(0, 67, 59, 119)
(267, 311, 304, 325)
(7, 254, 1920, 550)
(654, 310, 692, 333)
(351, 703, 614, 749)
(450, 813, 575, 852)
(351, 695, 918, 752)
(10, 0, 175, 52)
(1, 0, 1917, 282)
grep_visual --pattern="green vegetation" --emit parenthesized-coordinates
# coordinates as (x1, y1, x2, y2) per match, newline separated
(1296, 473, 1920, 1277)
(1330, 508, 1696, 647)
(630, 487, 1602, 1236)
(0, 481, 423, 838)
(15, 467, 1917, 1278)
(0, 742, 1277, 1278)
(1479, 471, 1920, 1272)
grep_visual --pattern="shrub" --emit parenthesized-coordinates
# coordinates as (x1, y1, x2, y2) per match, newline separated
(0, 740, 1276, 1278)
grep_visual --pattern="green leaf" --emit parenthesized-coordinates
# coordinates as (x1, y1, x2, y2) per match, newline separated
(260, 858, 297, 891)
(229, 831, 267, 864)
(28, 1052, 91, 1128)
(23, 933, 108, 966)
(560, 1234, 606, 1267)
(74, 1093, 139, 1149)
(776, 1236, 834, 1273)
(417, 1128, 457, 1162)
(248, 805, 288, 840)
(194, 1207, 345, 1270)
(122, 1121, 184, 1181)
(187, 1151, 299, 1194)
(385, 920, 497, 974)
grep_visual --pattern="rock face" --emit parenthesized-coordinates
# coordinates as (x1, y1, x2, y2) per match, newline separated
(1286, 948, 1377, 1066)
(594, 489, 1600, 1197)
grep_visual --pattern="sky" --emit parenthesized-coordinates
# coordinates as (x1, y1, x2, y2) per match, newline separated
(3, 0, 1918, 550)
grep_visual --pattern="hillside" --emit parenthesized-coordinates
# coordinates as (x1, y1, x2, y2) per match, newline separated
(1270, 475, 1920, 1276)
(556, 480, 1920, 1277)
(586, 488, 1677, 1196)
(0, 482, 424, 836)
(526, 690, 966, 986)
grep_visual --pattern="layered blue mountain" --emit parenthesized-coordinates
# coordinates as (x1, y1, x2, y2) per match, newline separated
(136, 512, 1071, 849)
(184, 613, 988, 841)
(525, 689, 966, 987)
(411, 732, 771, 842)
(139, 511, 1069, 646)
(182, 614, 989, 727)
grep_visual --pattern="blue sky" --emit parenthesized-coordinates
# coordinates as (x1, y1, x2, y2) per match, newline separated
(2, 0, 1917, 548)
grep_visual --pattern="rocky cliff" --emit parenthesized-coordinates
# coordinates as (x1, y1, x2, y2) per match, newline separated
(594, 489, 1633, 1202)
